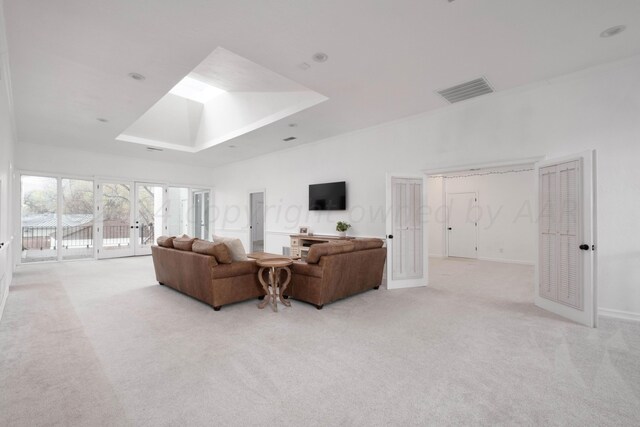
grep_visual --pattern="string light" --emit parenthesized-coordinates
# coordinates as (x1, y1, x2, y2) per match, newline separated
(428, 168, 534, 180)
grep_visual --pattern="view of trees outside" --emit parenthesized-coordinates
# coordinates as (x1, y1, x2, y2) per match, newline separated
(21, 176, 57, 216)
(21, 176, 192, 261)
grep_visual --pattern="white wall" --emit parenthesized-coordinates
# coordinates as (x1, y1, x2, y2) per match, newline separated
(0, 0, 15, 319)
(210, 55, 640, 317)
(427, 167, 536, 264)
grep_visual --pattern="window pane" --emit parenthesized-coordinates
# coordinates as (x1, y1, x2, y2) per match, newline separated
(21, 175, 58, 263)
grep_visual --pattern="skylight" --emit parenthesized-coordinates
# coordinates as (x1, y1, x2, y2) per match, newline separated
(169, 75, 225, 103)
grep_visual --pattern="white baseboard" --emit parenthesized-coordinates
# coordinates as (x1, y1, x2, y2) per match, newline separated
(477, 257, 534, 266)
(599, 308, 640, 322)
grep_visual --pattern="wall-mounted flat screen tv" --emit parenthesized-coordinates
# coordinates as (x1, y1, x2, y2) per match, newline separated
(309, 181, 346, 211)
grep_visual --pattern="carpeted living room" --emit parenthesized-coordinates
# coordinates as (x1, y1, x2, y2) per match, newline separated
(1, 1, 640, 426)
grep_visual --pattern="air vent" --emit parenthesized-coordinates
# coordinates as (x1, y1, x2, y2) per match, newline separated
(437, 77, 494, 104)
(146, 147, 163, 152)
(283, 136, 297, 142)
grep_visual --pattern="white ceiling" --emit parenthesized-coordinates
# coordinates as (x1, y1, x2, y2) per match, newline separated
(5, 0, 640, 167)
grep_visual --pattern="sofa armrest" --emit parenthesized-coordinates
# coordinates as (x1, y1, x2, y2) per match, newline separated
(211, 260, 259, 279)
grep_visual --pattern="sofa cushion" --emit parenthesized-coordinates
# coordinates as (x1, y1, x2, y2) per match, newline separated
(156, 235, 175, 248)
(291, 261, 323, 278)
(306, 241, 355, 264)
(173, 235, 196, 251)
(352, 238, 384, 251)
(212, 235, 249, 261)
(192, 239, 233, 264)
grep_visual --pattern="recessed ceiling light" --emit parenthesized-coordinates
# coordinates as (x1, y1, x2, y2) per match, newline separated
(128, 72, 146, 81)
(600, 25, 626, 38)
(312, 52, 328, 63)
(169, 75, 225, 104)
(96, 117, 108, 123)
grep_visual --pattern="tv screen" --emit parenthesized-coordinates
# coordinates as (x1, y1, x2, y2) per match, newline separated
(309, 181, 346, 211)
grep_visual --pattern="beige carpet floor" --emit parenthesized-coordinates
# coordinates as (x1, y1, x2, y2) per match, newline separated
(1, 256, 639, 426)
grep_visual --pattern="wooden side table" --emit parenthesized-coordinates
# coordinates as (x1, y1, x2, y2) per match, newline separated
(256, 258, 293, 312)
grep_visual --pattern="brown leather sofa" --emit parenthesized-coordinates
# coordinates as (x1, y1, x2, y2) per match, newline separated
(284, 238, 386, 309)
(151, 237, 264, 310)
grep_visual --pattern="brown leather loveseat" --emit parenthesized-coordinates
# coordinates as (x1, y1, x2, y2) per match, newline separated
(151, 236, 264, 310)
(284, 238, 386, 309)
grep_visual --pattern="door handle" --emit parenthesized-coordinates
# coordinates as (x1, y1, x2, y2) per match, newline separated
(130, 226, 134, 229)
(448, 227, 452, 230)
(579, 244, 590, 251)
(387, 235, 393, 239)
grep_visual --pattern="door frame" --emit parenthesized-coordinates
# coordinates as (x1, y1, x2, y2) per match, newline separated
(385, 173, 428, 289)
(445, 191, 478, 259)
(247, 188, 266, 252)
(534, 150, 597, 327)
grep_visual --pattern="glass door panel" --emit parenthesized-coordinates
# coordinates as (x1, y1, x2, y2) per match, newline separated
(135, 183, 164, 255)
(21, 175, 58, 263)
(192, 190, 210, 240)
(61, 178, 94, 260)
(98, 182, 134, 259)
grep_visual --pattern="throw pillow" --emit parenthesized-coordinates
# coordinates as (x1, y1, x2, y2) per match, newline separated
(156, 235, 175, 248)
(173, 235, 196, 251)
(212, 235, 249, 261)
(192, 239, 233, 264)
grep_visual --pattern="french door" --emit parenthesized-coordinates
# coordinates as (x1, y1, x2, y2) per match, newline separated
(535, 151, 597, 327)
(97, 182, 135, 258)
(385, 174, 427, 289)
(97, 181, 165, 258)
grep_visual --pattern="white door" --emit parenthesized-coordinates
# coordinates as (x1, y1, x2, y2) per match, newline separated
(385, 175, 427, 289)
(249, 191, 265, 252)
(446, 192, 478, 258)
(535, 151, 596, 327)
(97, 181, 134, 259)
(134, 183, 164, 255)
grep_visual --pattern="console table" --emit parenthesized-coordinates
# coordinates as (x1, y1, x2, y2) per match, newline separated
(290, 234, 353, 259)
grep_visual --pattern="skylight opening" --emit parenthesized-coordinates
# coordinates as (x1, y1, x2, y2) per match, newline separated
(169, 75, 225, 104)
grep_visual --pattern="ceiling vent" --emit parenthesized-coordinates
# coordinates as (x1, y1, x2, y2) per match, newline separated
(437, 77, 494, 104)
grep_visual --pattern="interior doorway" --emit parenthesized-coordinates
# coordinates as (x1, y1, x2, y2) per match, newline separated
(192, 190, 210, 240)
(446, 191, 478, 258)
(425, 154, 597, 327)
(249, 191, 265, 252)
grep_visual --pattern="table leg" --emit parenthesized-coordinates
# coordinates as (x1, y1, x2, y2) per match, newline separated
(270, 267, 278, 312)
(257, 267, 271, 309)
(278, 267, 292, 307)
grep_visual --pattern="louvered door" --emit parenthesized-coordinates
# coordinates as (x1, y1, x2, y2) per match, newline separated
(386, 175, 427, 289)
(535, 152, 596, 327)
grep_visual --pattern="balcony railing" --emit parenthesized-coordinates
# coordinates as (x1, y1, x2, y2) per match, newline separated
(21, 224, 155, 250)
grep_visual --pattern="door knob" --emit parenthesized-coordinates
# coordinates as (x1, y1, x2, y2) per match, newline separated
(579, 244, 589, 251)
(387, 235, 393, 239)
(448, 227, 452, 230)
